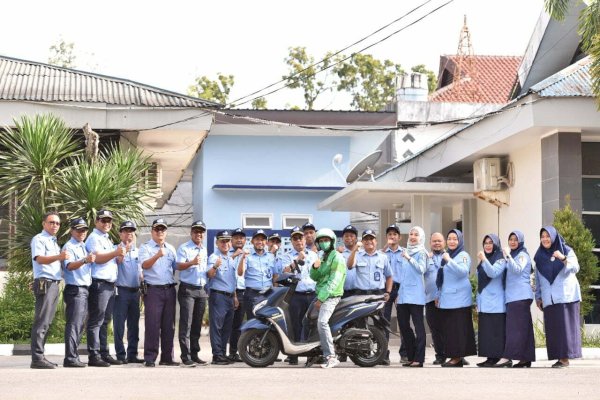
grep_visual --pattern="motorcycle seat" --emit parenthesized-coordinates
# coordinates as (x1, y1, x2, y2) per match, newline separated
(306, 295, 384, 320)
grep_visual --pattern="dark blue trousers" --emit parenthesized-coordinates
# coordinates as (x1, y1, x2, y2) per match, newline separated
(209, 291, 235, 357)
(396, 303, 426, 363)
(242, 288, 270, 321)
(113, 287, 141, 360)
(228, 289, 245, 354)
(289, 292, 315, 342)
(144, 286, 176, 363)
(63, 285, 88, 364)
(425, 300, 445, 360)
(87, 280, 115, 359)
(383, 283, 407, 358)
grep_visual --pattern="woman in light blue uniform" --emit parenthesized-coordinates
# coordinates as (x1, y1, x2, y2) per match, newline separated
(534, 226, 582, 368)
(494, 230, 535, 368)
(475, 234, 507, 367)
(396, 226, 428, 367)
(436, 229, 476, 367)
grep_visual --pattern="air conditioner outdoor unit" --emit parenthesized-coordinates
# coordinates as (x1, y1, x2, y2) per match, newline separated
(473, 158, 502, 191)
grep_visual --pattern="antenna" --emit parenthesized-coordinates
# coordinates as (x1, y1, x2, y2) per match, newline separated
(331, 154, 346, 184)
(345, 150, 383, 184)
(453, 15, 481, 102)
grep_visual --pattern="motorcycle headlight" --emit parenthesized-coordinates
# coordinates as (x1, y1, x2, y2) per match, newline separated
(252, 299, 268, 315)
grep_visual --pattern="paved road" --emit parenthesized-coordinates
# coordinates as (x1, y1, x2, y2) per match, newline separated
(2, 347, 599, 400)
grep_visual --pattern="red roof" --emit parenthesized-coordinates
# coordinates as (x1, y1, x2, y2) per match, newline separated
(430, 55, 522, 104)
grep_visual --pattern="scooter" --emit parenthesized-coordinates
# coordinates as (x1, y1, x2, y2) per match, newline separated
(238, 273, 389, 367)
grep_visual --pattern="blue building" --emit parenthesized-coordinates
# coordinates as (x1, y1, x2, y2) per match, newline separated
(193, 110, 395, 252)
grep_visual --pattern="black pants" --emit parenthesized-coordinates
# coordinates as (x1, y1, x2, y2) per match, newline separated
(242, 288, 270, 321)
(144, 286, 176, 363)
(396, 303, 426, 363)
(383, 283, 407, 358)
(289, 292, 315, 343)
(178, 284, 207, 361)
(63, 285, 89, 364)
(229, 289, 245, 354)
(87, 280, 115, 359)
(31, 279, 60, 361)
(425, 300, 445, 360)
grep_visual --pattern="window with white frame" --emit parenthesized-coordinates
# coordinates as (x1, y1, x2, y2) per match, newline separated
(242, 213, 273, 229)
(282, 214, 312, 229)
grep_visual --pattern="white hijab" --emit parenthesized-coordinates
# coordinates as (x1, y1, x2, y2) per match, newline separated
(406, 226, 426, 256)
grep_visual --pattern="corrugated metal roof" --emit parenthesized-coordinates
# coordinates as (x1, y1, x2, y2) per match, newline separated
(529, 56, 593, 97)
(0, 55, 219, 108)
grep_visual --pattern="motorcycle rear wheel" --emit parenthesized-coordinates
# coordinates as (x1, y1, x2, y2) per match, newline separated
(348, 325, 388, 367)
(238, 329, 280, 368)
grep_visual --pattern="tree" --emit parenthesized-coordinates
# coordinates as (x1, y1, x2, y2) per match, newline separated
(411, 64, 438, 93)
(251, 97, 268, 110)
(545, 0, 600, 108)
(283, 47, 340, 110)
(334, 53, 404, 111)
(552, 197, 599, 317)
(48, 38, 76, 68)
(188, 73, 234, 105)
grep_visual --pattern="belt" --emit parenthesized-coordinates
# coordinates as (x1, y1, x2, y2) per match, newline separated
(295, 291, 315, 295)
(147, 283, 177, 289)
(180, 282, 204, 290)
(211, 289, 235, 298)
(92, 278, 115, 286)
(236, 289, 245, 294)
(246, 288, 270, 295)
(117, 286, 139, 292)
(354, 289, 384, 295)
(37, 278, 60, 283)
(66, 283, 89, 289)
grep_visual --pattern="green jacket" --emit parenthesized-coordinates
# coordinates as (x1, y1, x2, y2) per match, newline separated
(310, 250, 346, 302)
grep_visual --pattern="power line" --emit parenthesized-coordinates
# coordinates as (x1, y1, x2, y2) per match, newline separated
(229, 0, 435, 106)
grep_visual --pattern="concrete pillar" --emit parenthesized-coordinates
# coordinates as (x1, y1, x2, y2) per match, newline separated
(541, 131, 582, 225)
(411, 195, 431, 233)
(379, 209, 396, 239)
(462, 198, 478, 273)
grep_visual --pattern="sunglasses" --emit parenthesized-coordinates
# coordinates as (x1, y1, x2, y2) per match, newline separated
(74, 228, 88, 233)
(99, 218, 113, 223)
(153, 227, 167, 232)
(46, 221, 61, 226)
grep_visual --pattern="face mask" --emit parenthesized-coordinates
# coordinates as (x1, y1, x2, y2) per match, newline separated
(318, 241, 330, 251)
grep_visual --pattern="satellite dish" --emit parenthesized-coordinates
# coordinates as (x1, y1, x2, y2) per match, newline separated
(345, 150, 382, 184)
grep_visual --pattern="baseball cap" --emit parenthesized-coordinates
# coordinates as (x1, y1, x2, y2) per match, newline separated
(232, 228, 246, 237)
(386, 224, 400, 234)
(342, 225, 358, 235)
(302, 222, 316, 231)
(191, 220, 206, 230)
(70, 217, 88, 230)
(252, 229, 268, 239)
(96, 209, 113, 220)
(119, 220, 137, 231)
(362, 229, 377, 239)
(152, 218, 168, 229)
(216, 230, 232, 240)
(290, 226, 304, 237)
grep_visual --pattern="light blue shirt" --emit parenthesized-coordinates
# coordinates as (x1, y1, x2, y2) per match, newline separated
(478, 258, 507, 313)
(85, 228, 118, 282)
(229, 248, 246, 290)
(208, 250, 237, 293)
(244, 249, 275, 291)
(341, 248, 356, 290)
(176, 240, 208, 287)
(396, 250, 427, 305)
(438, 251, 473, 309)
(281, 248, 318, 292)
(139, 239, 177, 285)
(115, 245, 141, 288)
(535, 249, 581, 308)
(272, 253, 284, 276)
(353, 250, 392, 290)
(31, 230, 61, 280)
(504, 251, 534, 302)
(63, 237, 91, 286)
(385, 247, 403, 284)
(425, 252, 443, 303)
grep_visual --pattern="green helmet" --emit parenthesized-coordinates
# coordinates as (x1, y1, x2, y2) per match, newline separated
(315, 228, 336, 252)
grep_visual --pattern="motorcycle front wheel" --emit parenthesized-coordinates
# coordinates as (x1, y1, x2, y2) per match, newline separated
(238, 329, 280, 367)
(349, 325, 388, 367)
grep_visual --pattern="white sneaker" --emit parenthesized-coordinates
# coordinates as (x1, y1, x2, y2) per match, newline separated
(321, 356, 340, 369)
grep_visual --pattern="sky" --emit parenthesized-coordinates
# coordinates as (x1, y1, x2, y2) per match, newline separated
(1, 0, 545, 109)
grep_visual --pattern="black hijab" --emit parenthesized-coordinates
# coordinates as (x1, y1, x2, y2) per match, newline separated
(533, 226, 572, 285)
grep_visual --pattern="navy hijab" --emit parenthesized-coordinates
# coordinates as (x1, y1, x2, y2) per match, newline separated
(533, 226, 572, 285)
(477, 234, 503, 294)
(436, 229, 464, 289)
(509, 230, 529, 258)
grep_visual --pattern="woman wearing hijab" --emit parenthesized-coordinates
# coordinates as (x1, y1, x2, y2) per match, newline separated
(534, 226, 582, 368)
(396, 226, 428, 367)
(475, 234, 507, 367)
(491, 230, 536, 368)
(436, 229, 476, 367)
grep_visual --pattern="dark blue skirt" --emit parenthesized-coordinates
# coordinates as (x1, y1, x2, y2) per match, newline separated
(441, 307, 477, 358)
(478, 312, 506, 358)
(503, 299, 536, 361)
(544, 301, 582, 360)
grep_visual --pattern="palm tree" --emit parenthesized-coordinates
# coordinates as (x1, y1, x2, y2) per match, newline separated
(545, 0, 600, 107)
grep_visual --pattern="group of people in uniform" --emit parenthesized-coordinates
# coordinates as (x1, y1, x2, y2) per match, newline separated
(29, 210, 582, 369)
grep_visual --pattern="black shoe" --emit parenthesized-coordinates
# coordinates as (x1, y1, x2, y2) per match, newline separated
(552, 360, 569, 369)
(181, 359, 197, 367)
(288, 356, 299, 365)
(144, 361, 155, 367)
(477, 359, 497, 368)
(191, 355, 208, 365)
(127, 357, 145, 364)
(513, 361, 532, 368)
(283, 356, 291, 363)
(43, 358, 58, 367)
(227, 353, 243, 363)
(433, 358, 446, 365)
(63, 360, 86, 368)
(212, 356, 233, 365)
(461, 358, 470, 366)
(338, 354, 347, 362)
(409, 362, 423, 368)
(441, 359, 463, 367)
(492, 360, 513, 368)
(400, 356, 409, 363)
(117, 358, 128, 364)
(30, 359, 57, 369)
(158, 360, 180, 366)
(88, 357, 110, 367)
(102, 355, 123, 365)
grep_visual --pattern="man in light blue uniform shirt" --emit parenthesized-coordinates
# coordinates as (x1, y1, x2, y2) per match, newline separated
(347, 229, 393, 297)
(176, 220, 209, 367)
(227, 228, 247, 362)
(140, 218, 179, 367)
(85, 209, 125, 367)
(425, 232, 446, 364)
(30, 211, 69, 369)
(207, 230, 238, 365)
(113, 220, 143, 364)
(268, 232, 284, 281)
(339, 225, 358, 298)
(238, 229, 275, 320)
(282, 226, 318, 365)
(62, 217, 95, 368)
